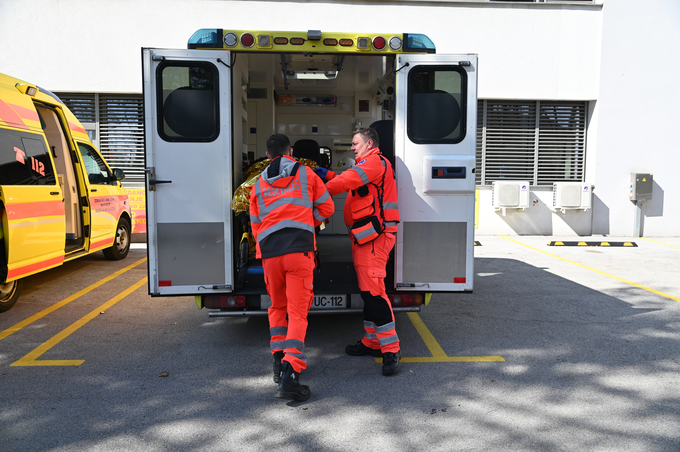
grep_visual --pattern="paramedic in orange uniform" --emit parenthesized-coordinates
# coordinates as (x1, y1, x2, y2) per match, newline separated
(250, 134, 335, 400)
(322, 127, 401, 376)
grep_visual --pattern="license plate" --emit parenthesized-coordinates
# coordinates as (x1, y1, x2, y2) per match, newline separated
(311, 294, 347, 309)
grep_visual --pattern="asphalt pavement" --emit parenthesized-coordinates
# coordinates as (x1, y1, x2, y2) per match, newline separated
(1, 236, 679, 451)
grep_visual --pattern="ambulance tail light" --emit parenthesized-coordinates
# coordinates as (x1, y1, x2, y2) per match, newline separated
(204, 295, 246, 309)
(372, 36, 386, 51)
(388, 293, 424, 307)
(188, 28, 223, 49)
(240, 33, 255, 48)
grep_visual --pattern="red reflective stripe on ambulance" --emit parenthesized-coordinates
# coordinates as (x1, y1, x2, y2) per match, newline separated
(10, 102, 40, 124)
(90, 237, 114, 251)
(454, 277, 466, 284)
(0, 99, 29, 129)
(5, 200, 65, 220)
(68, 122, 87, 135)
(7, 255, 64, 280)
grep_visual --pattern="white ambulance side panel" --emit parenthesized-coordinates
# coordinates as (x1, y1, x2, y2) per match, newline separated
(142, 49, 233, 295)
(394, 54, 478, 292)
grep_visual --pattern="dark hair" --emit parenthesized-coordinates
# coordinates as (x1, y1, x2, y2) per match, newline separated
(354, 127, 379, 148)
(266, 134, 291, 158)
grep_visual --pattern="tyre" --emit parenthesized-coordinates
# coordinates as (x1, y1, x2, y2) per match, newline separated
(0, 279, 22, 313)
(103, 217, 131, 260)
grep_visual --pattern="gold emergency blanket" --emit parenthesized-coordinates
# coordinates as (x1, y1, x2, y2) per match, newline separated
(231, 158, 320, 215)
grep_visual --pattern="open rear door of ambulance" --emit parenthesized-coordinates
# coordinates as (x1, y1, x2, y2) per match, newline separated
(394, 53, 477, 292)
(142, 49, 233, 296)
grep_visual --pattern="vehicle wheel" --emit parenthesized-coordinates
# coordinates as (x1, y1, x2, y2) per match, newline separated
(0, 279, 22, 313)
(103, 217, 131, 260)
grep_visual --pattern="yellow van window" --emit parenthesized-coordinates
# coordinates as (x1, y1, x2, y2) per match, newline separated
(0, 129, 56, 185)
(78, 143, 112, 185)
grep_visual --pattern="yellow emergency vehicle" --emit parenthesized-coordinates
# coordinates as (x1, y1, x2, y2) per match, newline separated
(0, 72, 132, 312)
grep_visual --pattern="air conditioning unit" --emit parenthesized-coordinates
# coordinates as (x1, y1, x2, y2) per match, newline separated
(492, 181, 530, 215)
(552, 182, 592, 213)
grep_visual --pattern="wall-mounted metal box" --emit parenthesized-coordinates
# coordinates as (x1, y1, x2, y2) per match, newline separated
(630, 173, 653, 201)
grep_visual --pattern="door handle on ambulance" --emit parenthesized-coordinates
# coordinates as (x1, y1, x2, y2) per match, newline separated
(148, 179, 172, 191)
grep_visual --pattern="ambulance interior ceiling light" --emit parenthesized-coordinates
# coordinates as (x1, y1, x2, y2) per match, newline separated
(288, 71, 338, 80)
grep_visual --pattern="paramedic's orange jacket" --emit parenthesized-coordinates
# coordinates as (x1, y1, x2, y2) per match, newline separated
(325, 148, 399, 234)
(250, 155, 334, 258)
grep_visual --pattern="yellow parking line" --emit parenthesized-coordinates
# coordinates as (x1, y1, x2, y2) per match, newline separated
(11, 277, 148, 367)
(375, 312, 505, 363)
(639, 237, 680, 248)
(0, 257, 147, 341)
(501, 236, 680, 303)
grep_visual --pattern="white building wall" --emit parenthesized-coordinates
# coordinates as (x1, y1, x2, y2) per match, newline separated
(1, 0, 678, 236)
(592, 0, 680, 237)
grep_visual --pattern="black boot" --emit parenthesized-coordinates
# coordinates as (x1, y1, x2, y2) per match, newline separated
(276, 362, 311, 401)
(345, 340, 382, 357)
(273, 351, 284, 383)
(382, 351, 401, 376)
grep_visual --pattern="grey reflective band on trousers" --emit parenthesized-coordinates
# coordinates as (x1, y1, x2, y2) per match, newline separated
(270, 326, 288, 337)
(375, 321, 396, 334)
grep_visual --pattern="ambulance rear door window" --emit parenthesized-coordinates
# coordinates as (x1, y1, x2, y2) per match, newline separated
(0, 129, 56, 185)
(157, 62, 219, 142)
(407, 65, 467, 144)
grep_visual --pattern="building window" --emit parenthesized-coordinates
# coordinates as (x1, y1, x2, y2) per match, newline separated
(58, 94, 145, 188)
(476, 100, 587, 186)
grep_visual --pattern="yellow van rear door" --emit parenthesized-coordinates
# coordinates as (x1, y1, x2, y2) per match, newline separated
(0, 129, 66, 281)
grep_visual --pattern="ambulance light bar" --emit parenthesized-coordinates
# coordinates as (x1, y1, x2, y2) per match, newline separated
(188, 29, 436, 54)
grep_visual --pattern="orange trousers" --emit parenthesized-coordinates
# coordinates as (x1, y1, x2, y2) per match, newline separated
(352, 232, 400, 353)
(263, 251, 315, 373)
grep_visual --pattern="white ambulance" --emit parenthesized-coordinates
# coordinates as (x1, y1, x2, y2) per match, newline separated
(142, 29, 477, 315)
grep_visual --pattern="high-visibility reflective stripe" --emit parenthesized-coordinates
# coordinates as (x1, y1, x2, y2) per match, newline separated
(353, 222, 379, 242)
(383, 202, 398, 210)
(353, 166, 370, 185)
(0, 99, 29, 129)
(90, 237, 113, 250)
(284, 339, 305, 352)
(9, 217, 63, 229)
(375, 321, 396, 334)
(314, 190, 330, 205)
(384, 221, 398, 228)
(68, 121, 87, 135)
(364, 320, 376, 329)
(250, 214, 261, 224)
(270, 340, 287, 350)
(7, 255, 64, 279)
(378, 335, 399, 346)
(256, 219, 315, 242)
(365, 332, 377, 339)
(285, 352, 307, 363)
(313, 209, 325, 222)
(6, 200, 64, 220)
(270, 326, 288, 336)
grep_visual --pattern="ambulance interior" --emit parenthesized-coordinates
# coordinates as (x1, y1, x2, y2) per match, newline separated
(233, 52, 396, 292)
